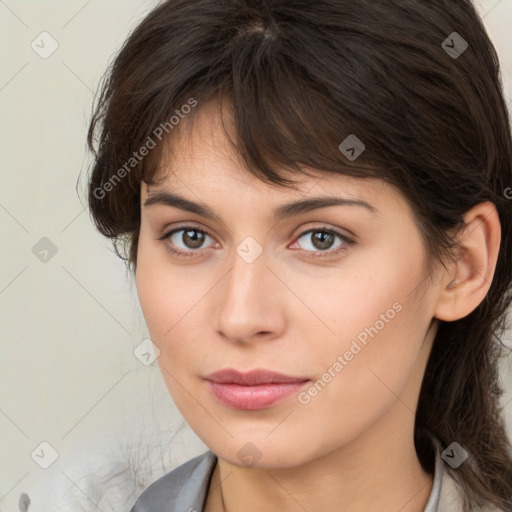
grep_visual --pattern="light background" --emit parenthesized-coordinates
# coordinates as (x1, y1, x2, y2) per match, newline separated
(1, 1, 511, 511)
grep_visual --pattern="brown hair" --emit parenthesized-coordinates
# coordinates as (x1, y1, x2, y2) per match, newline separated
(86, 0, 512, 509)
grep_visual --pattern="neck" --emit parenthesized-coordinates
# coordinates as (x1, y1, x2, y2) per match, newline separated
(206, 404, 434, 512)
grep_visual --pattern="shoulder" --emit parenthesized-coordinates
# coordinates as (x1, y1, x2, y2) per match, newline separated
(130, 450, 217, 512)
(438, 468, 502, 512)
(426, 436, 503, 512)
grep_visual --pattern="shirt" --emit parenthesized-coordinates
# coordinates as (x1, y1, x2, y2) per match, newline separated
(130, 437, 500, 511)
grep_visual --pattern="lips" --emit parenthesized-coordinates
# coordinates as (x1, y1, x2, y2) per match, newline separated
(204, 368, 310, 410)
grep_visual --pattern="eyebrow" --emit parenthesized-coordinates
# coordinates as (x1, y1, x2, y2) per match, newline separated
(143, 190, 376, 220)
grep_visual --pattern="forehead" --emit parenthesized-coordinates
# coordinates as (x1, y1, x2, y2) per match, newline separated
(148, 101, 382, 197)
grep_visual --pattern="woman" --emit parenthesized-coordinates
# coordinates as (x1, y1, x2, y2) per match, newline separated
(86, 0, 512, 510)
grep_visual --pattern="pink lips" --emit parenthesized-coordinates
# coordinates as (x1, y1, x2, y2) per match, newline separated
(204, 369, 310, 410)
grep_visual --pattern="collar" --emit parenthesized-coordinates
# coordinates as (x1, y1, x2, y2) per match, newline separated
(131, 436, 473, 512)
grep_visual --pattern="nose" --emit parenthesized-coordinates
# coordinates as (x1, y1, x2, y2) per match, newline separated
(214, 247, 286, 345)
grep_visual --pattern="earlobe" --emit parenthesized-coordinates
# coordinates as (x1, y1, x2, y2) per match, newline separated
(433, 202, 501, 322)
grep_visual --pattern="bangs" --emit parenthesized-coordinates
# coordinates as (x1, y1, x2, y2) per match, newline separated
(129, 9, 426, 192)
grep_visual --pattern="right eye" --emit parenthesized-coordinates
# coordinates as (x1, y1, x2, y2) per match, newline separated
(158, 225, 218, 258)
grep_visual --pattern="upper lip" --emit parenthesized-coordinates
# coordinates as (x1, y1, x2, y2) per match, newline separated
(204, 368, 309, 385)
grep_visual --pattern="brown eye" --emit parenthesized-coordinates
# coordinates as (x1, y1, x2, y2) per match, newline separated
(310, 231, 336, 250)
(180, 229, 206, 249)
(296, 229, 345, 251)
(292, 227, 355, 260)
(158, 226, 217, 258)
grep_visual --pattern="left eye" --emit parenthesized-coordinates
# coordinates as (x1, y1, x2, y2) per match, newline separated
(291, 228, 353, 258)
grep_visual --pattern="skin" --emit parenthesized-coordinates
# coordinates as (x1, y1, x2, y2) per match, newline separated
(135, 101, 501, 512)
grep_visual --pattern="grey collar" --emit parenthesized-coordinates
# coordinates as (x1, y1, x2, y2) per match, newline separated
(423, 436, 444, 512)
(131, 438, 446, 511)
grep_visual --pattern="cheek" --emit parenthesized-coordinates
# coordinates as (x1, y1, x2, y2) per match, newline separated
(135, 230, 198, 340)
(298, 301, 429, 458)
(135, 253, 204, 412)
(299, 244, 426, 362)
(135, 233, 214, 377)
(135, 261, 171, 341)
(296, 243, 432, 440)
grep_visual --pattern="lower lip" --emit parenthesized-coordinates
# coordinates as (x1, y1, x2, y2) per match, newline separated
(205, 380, 309, 410)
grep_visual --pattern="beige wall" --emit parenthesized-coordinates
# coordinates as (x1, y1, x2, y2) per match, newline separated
(1, 1, 511, 511)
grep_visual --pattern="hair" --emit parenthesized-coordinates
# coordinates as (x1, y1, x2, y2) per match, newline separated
(86, 0, 512, 509)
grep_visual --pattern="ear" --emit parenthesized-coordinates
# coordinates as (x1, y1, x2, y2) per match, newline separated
(433, 201, 501, 322)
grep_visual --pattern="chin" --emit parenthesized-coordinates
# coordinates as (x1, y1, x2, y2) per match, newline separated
(207, 436, 320, 470)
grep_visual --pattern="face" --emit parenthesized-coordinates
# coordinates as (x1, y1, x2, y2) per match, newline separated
(136, 102, 443, 469)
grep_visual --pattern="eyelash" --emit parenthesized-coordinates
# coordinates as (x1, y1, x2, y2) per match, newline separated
(157, 225, 355, 260)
